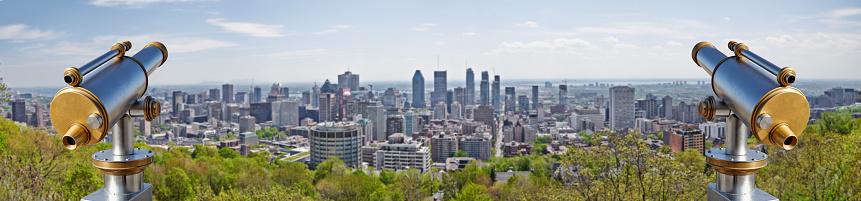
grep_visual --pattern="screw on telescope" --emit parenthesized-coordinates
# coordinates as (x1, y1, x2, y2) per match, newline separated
(87, 114, 103, 129)
(757, 114, 773, 130)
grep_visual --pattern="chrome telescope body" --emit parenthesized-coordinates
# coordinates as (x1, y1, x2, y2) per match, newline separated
(51, 42, 166, 150)
(50, 41, 167, 201)
(694, 41, 808, 201)
(693, 41, 808, 150)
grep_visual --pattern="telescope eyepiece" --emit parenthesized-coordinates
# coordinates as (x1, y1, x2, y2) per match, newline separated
(62, 123, 90, 150)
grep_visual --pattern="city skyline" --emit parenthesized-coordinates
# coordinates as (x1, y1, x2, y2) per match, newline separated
(1, 1, 860, 88)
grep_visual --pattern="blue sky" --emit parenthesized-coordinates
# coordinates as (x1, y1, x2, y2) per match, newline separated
(0, 0, 859, 87)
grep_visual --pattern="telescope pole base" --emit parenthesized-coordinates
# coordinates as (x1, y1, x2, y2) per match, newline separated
(707, 183, 777, 201)
(81, 183, 152, 201)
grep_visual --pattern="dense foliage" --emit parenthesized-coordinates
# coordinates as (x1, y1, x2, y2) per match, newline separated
(0, 107, 859, 200)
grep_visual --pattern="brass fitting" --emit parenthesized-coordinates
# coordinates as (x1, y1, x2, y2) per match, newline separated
(733, 43, 749, 58)
(63, 67, 82, 86)
(777, 67, 796, 86)
(144, 41, 168, 67)
(62, 123, 90, 150)
(770, 124, 797, 150)
(130, 96, 161, 121)
(692, 41, 715, 67)
(699, 96, 717, 121)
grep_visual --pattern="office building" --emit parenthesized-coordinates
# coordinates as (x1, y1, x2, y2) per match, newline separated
(434, 101, 447, 120)
(466, 68, 475, 105)
(172, 91, 184, 116)
(433, 70, 447, 106)
(319, 93, 337, 122)
(518, 95, 530, 112)
(338, 71, 360, 91)
(312, 83, 320, 108)
(309, 122, 362, 169)
(532, 85, 539, 111)
(492, 75, 500, 106)
(239, 116, 256, 133)
(609, 86, 635, 130)
(222, 83, 234, 103)
(209, 88, 220, 102)
(662, 95, 673, 119)
(11, 99, 26, 123)
(368, 105, 386, 141)
(450, 101, 462, 120)
(412, 70, 426, 108)
(385, 115, 404, 136)
(480, 71, 489, 105)
(664, 125, 705, 154)
(559, 84, 568, 106)
(383, 88, 401, 108)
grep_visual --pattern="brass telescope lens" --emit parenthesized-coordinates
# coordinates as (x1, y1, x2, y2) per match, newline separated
(62, 123, 90, 150)
(771, 123, 797, 150)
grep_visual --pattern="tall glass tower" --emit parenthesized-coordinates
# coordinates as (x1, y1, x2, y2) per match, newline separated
(411, 70, 425, 108)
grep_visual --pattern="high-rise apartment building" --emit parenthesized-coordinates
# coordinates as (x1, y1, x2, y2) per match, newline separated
(459, 135, 492, 161)
(309, 122, 362, 169)
(662, 95, 673, 119)
(374, 139, 431, 173)
(385, 115, 404, 136)
(412, 70, 426, 108)
(609, 86, 635, 130)
(209, 88, 220, 102)
(319, 93, 337, 122)
(431, 134, 458, 162)
(518, 95, 530, 112)
(558, 84, 568, 106)
(172, 91, 184, 116)
(11, 99, 26, 123)
(492, 75, 500, 106)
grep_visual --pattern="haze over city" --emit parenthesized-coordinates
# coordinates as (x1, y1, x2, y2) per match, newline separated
(1, 0, 860, 88)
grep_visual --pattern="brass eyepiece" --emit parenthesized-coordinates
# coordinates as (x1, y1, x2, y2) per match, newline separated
(699, 96, 717, 121)
(733, 43, 749, 58)
(777, 67, 796, 86)
(692, 41, 715, 67)
(62, 123, 90, 150)
(770, 124, 797, 150)
(63, 67, 82, 86)
(144, 41, 168, 67)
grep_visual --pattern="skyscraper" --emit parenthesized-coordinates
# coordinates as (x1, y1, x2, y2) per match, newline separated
(433, 71, 447, 106)
(412, 70, 426, 108)
(609, 86, 635, 130)
(319, 93, 337, 122)
(663, 95, 673, 119)
(209, 88, 220, 102)
(253, 86, 262, 103)
(492, 75, 500, 106)
(382, 88, 401, 108)
(505, 87, 516, 112)
(518, 95, 530, 112)
(222, 83, 234, 103)
(480, 71, 489, 105)
(532, 85, 539, 111)
(559, 84, 568, 106)
(466, 68, 475, 106)
(172, 91, 184, 116)
(11, 99, 25, 123)
(312, 83, 320, 108)
(338, 71, 360, 91)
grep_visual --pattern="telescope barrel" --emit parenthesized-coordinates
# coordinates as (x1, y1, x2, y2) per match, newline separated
(692, 41, 808, 150)
(50, 41, 167, 150)
(729, 41, 796, 86)
(63, 41, 132, 86)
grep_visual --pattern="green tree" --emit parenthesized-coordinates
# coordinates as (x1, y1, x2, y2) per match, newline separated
(455, 182, 492, 201)
(61, 163, 102, 199)
(453, 150, 469, 157)
(218, 147, 240, 159)
(165, 167, 194, 200)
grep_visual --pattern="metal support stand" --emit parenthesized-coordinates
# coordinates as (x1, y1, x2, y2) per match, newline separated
(705, 114, 777, 201)
(82, 115, 154, 201)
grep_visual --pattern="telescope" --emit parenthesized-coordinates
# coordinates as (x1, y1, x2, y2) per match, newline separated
(50, 41, 167, 201)
(692, 41, 809, 201)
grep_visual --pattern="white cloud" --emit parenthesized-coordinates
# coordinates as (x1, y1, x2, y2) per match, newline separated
(434, 41, 446, 45)
(89, 0, 210, 7)
(262, 49, 332, 58)
(666, 41, 682, 46)
(515, 21, 540, 28)
(412, 27, 428, 32)
(206, 18, 288, 37)
(830, 8, 861, 18)
(485, 38, 596, 55)
(422, 23, 438, 27)
(313, 25, 353, 35)
(462, 32, 477, 36)
(0, 24, 60, 42)
(614, 43, 637, 49)
(577, 22, 697, 39)
(599, 37, 618, 42)
(92, 34, 238, 53)
(724, 17, 731, 21)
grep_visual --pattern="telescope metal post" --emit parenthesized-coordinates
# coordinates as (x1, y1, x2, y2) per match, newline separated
(705, 114, 776, 201)
(82, 115, 153, 201)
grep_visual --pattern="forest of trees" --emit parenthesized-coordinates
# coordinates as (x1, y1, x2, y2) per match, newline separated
(0, 107, 859, 200)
